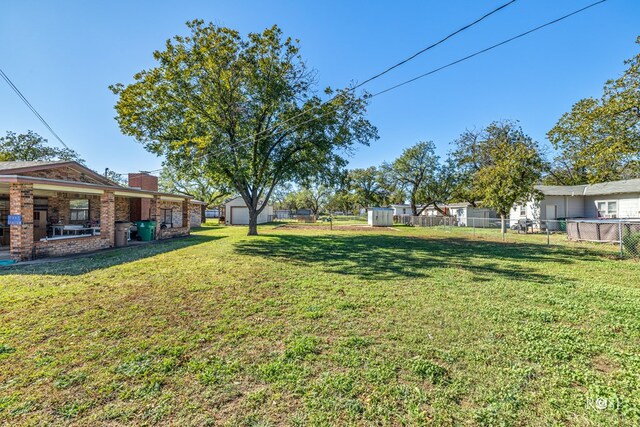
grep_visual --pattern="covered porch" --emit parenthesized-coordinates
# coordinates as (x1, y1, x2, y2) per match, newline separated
(0, 180, 191, 262)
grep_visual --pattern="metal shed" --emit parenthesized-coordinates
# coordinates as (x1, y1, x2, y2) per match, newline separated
(368, 207, 394, 227)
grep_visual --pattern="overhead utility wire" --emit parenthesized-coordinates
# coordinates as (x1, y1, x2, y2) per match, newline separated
(351, 0, 517, 91)
(0, 67, 71, 151)
(146, 0, 608, 174)
(232, 0, 519, 152)
(372, 0, 608, 97)
(144, 0, 518, 173)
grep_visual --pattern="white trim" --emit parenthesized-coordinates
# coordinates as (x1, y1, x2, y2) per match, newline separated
(115, 191, 154, 199)
(33, 183, 104, 194)
(160, 196, 186, 202)
(595, 199, 619, 218)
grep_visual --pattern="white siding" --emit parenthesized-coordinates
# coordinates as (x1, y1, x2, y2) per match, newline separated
(619, 197, 640, 218)
(584, 193, 640, 218)
(510, 201, 538, 223)
(566, 196, 585, 218)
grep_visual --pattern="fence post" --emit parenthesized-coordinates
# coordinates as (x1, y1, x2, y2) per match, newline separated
(619, 221, 623, 259)
(546, 222, 550, 246)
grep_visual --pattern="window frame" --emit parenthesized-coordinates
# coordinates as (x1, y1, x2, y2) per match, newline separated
(161, 208, 173, 227)
(69, 199, 90, 221)
(595, 200, 618, 218)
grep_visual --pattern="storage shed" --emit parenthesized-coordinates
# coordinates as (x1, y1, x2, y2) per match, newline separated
(225, 196, 274, 225)
(368, 207, 394, 226)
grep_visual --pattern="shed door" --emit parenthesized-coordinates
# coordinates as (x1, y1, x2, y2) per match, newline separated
(231, 207, 250, 225)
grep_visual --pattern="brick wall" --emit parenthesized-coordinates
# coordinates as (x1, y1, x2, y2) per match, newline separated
(9, 183, 34, 261)
(190, 203, 203, 227)
(128, 173, 158, 191)
(34, 236, 109, 258)
(26, 166, 106, 185)
(159, 201, 183, 227)
(158, 226, 189, 240)
(100, 191, 115, 247)
(47, 193, 100, 225)
(115, 196, 130, 222)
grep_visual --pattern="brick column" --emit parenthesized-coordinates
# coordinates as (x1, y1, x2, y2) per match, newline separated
(100, 190, 115, 247)
(9, 183, 34, 261)
(150, 196, 161, 238)
(182, 199, 190, 230)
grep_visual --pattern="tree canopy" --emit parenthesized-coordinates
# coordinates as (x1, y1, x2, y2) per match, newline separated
(547, 36, 640, 184)
(159, 161, 231, 207)
(111, 21, 377, 235)
(0, 130, 82, 162)
(385, 141, 450, 215)
(453, 121, 545, 232)
(347, 167, 387, 210)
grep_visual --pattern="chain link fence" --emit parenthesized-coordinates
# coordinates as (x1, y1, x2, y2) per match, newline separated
(393, 215, 640, 259)
(566, 219, 640, 258)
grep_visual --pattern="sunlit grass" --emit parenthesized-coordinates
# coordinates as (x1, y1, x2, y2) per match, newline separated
(1, 223, 639, 425)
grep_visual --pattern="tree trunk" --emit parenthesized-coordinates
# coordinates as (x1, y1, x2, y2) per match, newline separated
(433, 203, 447, 216)
(500, 213, 507, 235)
(248, 210, 258, 236)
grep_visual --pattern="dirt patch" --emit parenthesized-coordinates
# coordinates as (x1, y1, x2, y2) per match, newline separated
(274, 224, 397, 232)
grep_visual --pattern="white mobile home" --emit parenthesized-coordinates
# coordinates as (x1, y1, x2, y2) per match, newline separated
(511, 179, 640, 224)
(224, 196, 274, 225)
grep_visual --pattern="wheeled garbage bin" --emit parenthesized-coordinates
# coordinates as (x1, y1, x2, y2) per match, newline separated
(114, 222, 132, 247)
(136, 220, 157, 241)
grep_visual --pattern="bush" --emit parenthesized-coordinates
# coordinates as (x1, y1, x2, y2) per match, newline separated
(622, 230, 640, 257)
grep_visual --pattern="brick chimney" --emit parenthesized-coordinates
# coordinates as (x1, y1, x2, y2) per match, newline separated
(128, 172, 158, 221)
(128, 172, 158, 191)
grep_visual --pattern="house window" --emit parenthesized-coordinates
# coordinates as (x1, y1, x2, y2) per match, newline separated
(596, 201, 618, 218)
(519, 205, 526, 217)
(69, 199, 89, 221)
(161, 208, 173, 227)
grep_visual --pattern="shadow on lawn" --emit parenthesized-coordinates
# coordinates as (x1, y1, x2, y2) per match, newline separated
(0, 234, 224, 276)
(234, 233, 591, 284)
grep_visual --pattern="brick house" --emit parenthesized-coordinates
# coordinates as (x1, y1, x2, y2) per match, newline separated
(0, 161, 200, 262)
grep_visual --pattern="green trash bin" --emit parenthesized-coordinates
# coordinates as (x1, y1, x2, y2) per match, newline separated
(558, 218, 567, 232)
(136, 220, 157, 241)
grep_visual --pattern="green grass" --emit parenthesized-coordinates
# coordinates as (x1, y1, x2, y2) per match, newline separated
(1, 223, 639, 426)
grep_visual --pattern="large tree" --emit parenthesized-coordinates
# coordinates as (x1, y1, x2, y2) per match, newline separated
(348, 166, 385, 210)
(385, 141, 448, 215)
(547, 36, 640, 184)
(295, 183, 331, 216)
(111, 21, 377, 235)
(0, 130, 82, 162)
(454, 121, 545, 233)
(159, 161, 231, 208)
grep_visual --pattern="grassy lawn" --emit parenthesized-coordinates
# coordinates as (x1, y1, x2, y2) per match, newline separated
(1, 224, 639, 426)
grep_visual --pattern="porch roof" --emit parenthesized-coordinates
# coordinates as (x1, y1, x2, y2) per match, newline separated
(0, 174, 191, 201)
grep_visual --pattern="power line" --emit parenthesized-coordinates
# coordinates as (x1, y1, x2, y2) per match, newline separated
(230, 0, 518, 153)
(145, 0, 519, 172)
(0, 67, 71, 151)
(351, 0, 517, 91)
(154, 0, 607, 171)
(372, 0, 608, 97)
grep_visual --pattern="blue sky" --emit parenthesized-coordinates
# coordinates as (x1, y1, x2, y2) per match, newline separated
(1, 0, 638, 176)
